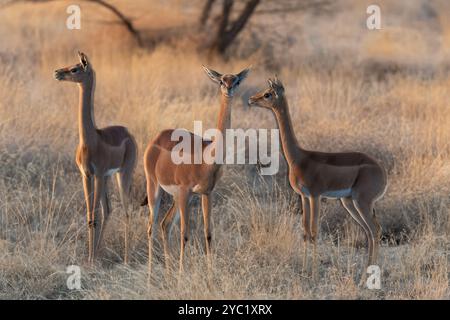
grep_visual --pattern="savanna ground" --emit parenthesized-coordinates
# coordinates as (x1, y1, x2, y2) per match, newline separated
(0, 0, 449, 299)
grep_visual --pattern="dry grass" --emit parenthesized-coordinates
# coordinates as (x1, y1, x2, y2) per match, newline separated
(0, 0, 449, 299)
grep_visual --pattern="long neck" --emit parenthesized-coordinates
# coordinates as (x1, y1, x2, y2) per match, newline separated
(78, 74, 97, 145)
(216, 94, 232, 137)
(210, 94, 232, 166)
(273, 97, 303, 165)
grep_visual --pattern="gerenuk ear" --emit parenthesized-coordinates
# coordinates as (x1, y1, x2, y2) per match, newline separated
(268, 76, 284, 98)
(78, 51, 89, 70)
(274, 75, 285, 96)
(268, 78, 278, 98)
(202, 65, 223, 84)
(236, 66, 251, 82)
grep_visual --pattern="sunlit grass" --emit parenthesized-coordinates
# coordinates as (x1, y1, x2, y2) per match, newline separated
(0, 0, 449, 299)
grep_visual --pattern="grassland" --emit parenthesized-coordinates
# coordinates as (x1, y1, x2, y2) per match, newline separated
(0, 0, 449, 299)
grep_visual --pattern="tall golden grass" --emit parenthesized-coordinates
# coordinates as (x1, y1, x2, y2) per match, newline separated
(0, 0, 449, 299)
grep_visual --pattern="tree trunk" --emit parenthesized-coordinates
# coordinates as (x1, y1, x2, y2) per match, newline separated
(199, 0, 216, 27)
(212, 0, 260, 55)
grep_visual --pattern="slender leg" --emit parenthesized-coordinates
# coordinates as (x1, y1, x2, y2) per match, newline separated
(117, 172, 132, 264)
(301, 194, 311, 242)
(300, 194, 310, 271)
(168, 197, 194, 240)
(169, 210, 180, 241)
(117, 137, 136, 264)
(146, 181, 162, 280)
(341, 197, 372, 263)
(372, 211, 381, 262)
(201, 193, 212, 257)
(178, 189, 190, 275)
(91, 175, 106, 264)
(350, 166, 384, 268)
(82, 175, 94, 264)
(309, 196, 321, 243)
(309, 196, 320, 279)
(202, 193, 213, 278)
(97, 188, 111, 253)
(353, 199, 379, 267)
(160, 201, 178, 269)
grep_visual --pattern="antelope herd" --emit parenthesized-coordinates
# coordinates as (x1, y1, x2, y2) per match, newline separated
(54, 52, 387, 279)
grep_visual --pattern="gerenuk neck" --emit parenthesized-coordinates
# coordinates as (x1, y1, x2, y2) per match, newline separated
(211, 93, 232, 164)
(78, 73, 98, 146)
(272, 97, 304, 166)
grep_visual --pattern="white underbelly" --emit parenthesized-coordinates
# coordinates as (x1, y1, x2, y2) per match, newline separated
(105, 168, 120, 177)
(300, 185, 352, 199)
(322, 188, 352, 199)
(160, 184, 179, 196)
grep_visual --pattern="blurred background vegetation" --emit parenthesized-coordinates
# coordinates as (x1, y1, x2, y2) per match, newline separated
(0, 0, 449, 299)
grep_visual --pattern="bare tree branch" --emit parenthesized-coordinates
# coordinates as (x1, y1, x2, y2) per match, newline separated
(199, 0, 215, 27)
(88, 0, 142, 46)
(228, 0, 260, 41)
(217, 0, 233, 37)
(3, 0, 330, 57)
(1, 0, 142, 46)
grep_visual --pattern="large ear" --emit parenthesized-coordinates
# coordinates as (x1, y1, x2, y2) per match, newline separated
(236, 66, 251, 82)
(268, 77, 284, 98)
(274, 75, 284, 94)
(202, 65, 222, 84)
(268, 78, 277, 98)
(78, 51, 89, 70)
